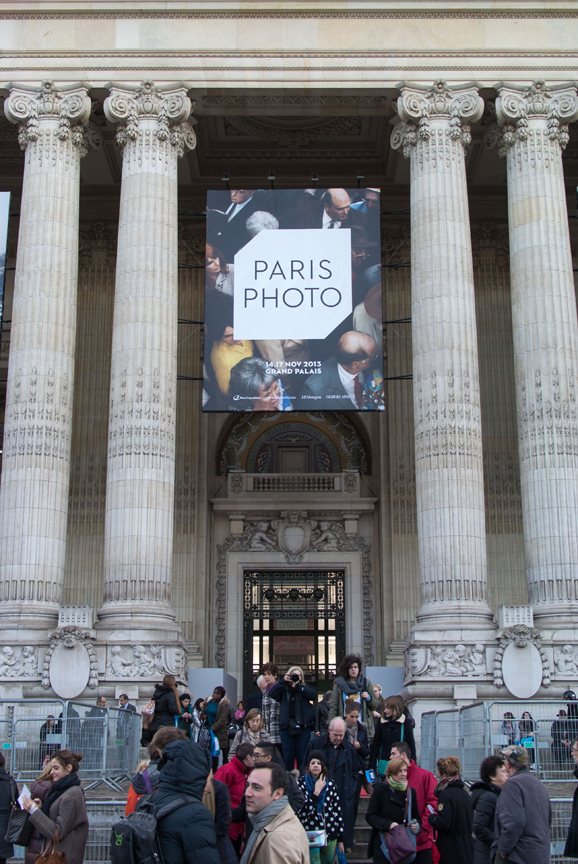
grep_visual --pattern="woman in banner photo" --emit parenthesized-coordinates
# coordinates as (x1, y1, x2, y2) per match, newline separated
(206, 243, 234, 296)
(228, 357, 293, 412)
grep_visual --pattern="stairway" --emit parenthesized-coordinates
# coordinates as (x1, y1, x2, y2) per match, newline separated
(349, 795, 372, 863)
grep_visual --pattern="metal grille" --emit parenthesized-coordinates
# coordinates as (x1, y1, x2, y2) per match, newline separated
(243, 570, 345, 697)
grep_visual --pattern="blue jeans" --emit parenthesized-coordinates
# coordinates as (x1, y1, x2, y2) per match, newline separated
(280, 728, 311, 771)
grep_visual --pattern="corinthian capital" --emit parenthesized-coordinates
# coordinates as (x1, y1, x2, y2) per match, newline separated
(391, 80, 483, 155)
(494, 80, 578, 150)
(4, 80, 92, 150)
(104, 80, 196, 153)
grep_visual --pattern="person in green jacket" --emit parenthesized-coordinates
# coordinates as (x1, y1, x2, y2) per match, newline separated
(328, 654, 380, 739)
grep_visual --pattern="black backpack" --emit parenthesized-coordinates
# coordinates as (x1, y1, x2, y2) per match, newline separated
(110, 795, 195, 864)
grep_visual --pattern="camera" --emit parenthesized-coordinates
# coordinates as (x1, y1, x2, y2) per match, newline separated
(290, 673, 301, 682)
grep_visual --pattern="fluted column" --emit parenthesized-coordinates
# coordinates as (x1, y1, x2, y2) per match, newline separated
(97, 81, 196, 629)
(0, 81, 93, 627)
(492, 81, 578, 626)
(392, 80, 493, 628)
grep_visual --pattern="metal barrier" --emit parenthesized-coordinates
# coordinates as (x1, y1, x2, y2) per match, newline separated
(421, 699, 578, 784)
(8, 800, 125, 864)
(0, 700, 141, 790)
(551, 799, 578, 863)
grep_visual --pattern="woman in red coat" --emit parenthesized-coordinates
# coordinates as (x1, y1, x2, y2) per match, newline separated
(214, 742, 255, 857)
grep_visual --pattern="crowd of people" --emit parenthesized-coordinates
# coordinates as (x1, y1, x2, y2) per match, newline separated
(203, 188, 385, 413)
(5, 665, 578, 864)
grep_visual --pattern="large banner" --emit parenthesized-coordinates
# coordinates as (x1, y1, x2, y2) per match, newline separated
(204, 188, 383, 412)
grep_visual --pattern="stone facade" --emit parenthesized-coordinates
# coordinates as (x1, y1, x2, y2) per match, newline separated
(0, 1, 578, 714)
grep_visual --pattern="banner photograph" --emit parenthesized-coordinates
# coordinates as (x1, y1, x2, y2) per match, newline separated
(204, 188, 383, 413)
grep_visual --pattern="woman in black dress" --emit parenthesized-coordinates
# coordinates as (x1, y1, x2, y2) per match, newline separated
(366, 757, 421, 863)
(428, 756, 473, 864)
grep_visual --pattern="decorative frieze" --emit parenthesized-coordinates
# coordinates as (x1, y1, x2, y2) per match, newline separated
(105, 644, 186, 680)
(406, 643, 487, 680)
(553, 645, 578, 677)
(0, 645, 38, 679)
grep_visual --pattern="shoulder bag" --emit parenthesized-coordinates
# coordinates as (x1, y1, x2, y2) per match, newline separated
(306, 811, 327, 848)
(5, 778, 33, 847)
(380, 788, 417, 864)
(35, 829, 66, 864)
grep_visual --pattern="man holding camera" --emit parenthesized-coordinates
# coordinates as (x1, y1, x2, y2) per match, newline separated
(269, 666, 317, 772)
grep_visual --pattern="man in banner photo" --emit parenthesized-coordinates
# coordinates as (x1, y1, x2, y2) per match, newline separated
(204, 188, 384, 413)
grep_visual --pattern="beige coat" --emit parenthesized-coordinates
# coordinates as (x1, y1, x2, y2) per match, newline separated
(29, 786, 88, 864)
(247, 805, 310, 864)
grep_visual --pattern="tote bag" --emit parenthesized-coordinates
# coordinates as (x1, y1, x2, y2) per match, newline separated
(378, 720, 404, 779)
(380, 788, 417, 864)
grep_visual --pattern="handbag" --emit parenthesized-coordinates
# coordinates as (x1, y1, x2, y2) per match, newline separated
(35, 829, 66, 864)
(305, 828, 327, 848)
(197, 722, 212, 750)
(5, 778, 33, 847)
(380, 789, 417, 864)
(209, 731, 221, 757)
(336, 849, 347, 864)
(141, 700, 155, 730)
(227, 722, 238, 739)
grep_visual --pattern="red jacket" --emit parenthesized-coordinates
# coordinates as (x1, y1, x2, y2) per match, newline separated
(214, 756, 252, 841)
(407, 760, 437, 852)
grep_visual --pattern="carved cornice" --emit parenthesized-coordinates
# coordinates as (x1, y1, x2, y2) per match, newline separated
(492, 80, 578, 153)
(391, 79, 484, 156)
(104, 80, 196, 156)
(4, 80, 92, 151)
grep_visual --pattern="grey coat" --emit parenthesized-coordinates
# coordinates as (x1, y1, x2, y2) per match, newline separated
(29, 785, 88, 864)
(493, 768, 551, 864)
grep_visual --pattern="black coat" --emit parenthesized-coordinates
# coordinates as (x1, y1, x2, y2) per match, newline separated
(369, 716, 416, 770)
(315, 700, 330, 735)
(565, 767, 578, 857)
(470, 780, 501, 864)
(269, 680, 317, 731)
(245, 690, 263, 714)
(428, 779, 473, 864)
(365, 780, 421, 860)
(149, 685, 179, 734)
(0, 767, 16, 859)
(207, 190, 274, 261)
(302, 733, 358, 848)
(147, 740, 220, 864)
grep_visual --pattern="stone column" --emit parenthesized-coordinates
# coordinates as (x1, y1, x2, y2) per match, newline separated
(391, 81, 494, 631)
(493, 81, 578, 627)
(0, 81, 93, 628)
(97, 81, 196, 630)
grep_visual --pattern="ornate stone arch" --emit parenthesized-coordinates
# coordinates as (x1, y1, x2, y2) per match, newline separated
(215, 411, 371, 475)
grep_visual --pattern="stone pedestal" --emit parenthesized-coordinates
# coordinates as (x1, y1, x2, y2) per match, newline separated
(392, 81, 496, 702)
(0, 81, 93, 632)
(492, 81, 578, 628)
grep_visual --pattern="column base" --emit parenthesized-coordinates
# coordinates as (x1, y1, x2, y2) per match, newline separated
(96, 601, 178, 631)
(0, 604, 60, 630)
(415, 600, 496, 630)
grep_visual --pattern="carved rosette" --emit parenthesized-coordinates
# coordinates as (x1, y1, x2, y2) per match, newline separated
(492, 80, 578, 158)
(104, 80, 196, 161)
(391, 79, 483, 159)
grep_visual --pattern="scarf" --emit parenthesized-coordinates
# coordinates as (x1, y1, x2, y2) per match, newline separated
(388, 777, 408, 793)
(41, 772, 81, 814)
(240, 796, 289, 864)
(434, 776, 461, 797)
(335, 675, 364, 697)
(304, 772, 328, 813)
(346, 721, 359, 747)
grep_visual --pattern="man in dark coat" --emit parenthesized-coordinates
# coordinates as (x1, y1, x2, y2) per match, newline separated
(493, 745, 551, 864)
(83, 695, 108, 768)
(564, 738, 578, 857)
(292, 188, 367, 230)
(470, 755, 508, 864)
(147, 739, 220, 864)
(245, 676, 266, 714)
(207, 189, 274, 262)
(0, 753, 16, 864)
(314, 691, 332, 735)
(302, 718, 358, 849)
(300, 331, 378, 411)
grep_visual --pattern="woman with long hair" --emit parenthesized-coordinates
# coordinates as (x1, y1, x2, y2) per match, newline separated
(176, 693, 194, 739)
(428, 756, 473, 864)
(192, 698, 205, 743)
(21, 751, 88, 864)
(25, 762, 53, 864)
(145, 674, 181, 744)
(369, 696, 416, 779)
(298, 750, 345, 863)
(365, 757, 421, 863)
(328, 653, 380, 739)
(228, 708, 271, 758)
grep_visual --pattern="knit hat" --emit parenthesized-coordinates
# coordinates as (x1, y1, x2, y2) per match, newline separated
(500, 745, 529, 766)
(307, 750, 326, 764)
(180, 693, 191, 702)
